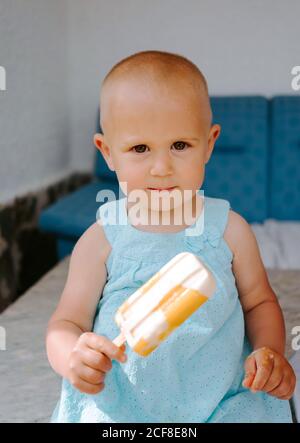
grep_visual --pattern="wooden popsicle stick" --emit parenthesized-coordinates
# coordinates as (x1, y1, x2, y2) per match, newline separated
(113, 332, 126, 347)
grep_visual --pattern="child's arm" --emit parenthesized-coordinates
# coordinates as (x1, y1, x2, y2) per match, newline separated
(224, 211, 296, 400)
(46, 221, 126, 394)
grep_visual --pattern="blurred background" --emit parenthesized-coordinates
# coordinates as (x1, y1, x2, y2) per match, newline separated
(0, 0, 299, 423)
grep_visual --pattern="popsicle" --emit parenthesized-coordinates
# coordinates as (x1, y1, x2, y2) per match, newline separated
(112, 252, 216, 357)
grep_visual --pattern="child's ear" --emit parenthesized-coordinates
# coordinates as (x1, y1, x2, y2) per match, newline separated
(93, 133, 115, 171)
(205, 124, 221, 164)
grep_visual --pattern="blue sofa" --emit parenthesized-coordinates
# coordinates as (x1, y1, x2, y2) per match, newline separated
(38, 96, 300, 259)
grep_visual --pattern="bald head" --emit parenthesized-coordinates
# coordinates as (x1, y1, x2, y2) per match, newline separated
(99, 50, 212, 135)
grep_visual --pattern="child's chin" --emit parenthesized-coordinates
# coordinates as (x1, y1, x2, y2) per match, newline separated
(148, 198, 183, 212)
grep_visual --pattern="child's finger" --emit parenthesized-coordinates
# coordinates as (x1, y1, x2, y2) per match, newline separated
(250, 349, 274, 392)
(242, 354, 256, 388)
(86, 333, 126, 363)
(243, 372, 256, 388)
(267, 373, 291, 399)
(261, 359, 284, 393)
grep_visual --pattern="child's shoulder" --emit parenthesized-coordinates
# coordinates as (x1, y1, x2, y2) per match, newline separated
(223, 209, 274, 312)
(74, 220, 111, 263)
(223, 209, 255, 260)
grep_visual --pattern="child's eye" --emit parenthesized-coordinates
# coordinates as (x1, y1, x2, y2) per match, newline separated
(172, 141, 188, 150)
(132, 145, 148, 153)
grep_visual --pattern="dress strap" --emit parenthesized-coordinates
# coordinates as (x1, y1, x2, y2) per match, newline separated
(97, 198, 123, 246)
(204, 197, 231, 238)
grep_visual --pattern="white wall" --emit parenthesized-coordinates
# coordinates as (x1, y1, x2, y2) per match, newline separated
(0, 1, 71, 204)
(1, 0, 300, 203)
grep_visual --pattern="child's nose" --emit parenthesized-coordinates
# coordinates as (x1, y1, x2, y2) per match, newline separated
(150, 153, 173, 176)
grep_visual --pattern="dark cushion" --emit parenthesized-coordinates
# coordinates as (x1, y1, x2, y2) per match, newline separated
(39, 180, 121, 238)
(270, 96, 300, 220)
(204, 96, 268, 223)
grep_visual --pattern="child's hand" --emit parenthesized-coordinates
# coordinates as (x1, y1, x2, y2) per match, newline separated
(242, 346, 296, 400)
(67, 332, 127, 395)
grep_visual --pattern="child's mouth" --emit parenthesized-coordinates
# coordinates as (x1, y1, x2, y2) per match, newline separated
(148, 187, 177, 192)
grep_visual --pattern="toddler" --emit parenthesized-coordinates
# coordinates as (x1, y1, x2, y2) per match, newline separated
(47, 50, 295, 423)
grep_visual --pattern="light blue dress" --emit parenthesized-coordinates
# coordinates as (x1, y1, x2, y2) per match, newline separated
(51, 191, 292, 423)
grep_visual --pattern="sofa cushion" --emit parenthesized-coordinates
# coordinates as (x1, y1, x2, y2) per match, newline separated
(270, 96, 300, 220)
(39, 180, 121, 239)
(204, 96, 268, 223)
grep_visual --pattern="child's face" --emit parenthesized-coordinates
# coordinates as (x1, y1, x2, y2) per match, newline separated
(94, 80, 220, 210)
